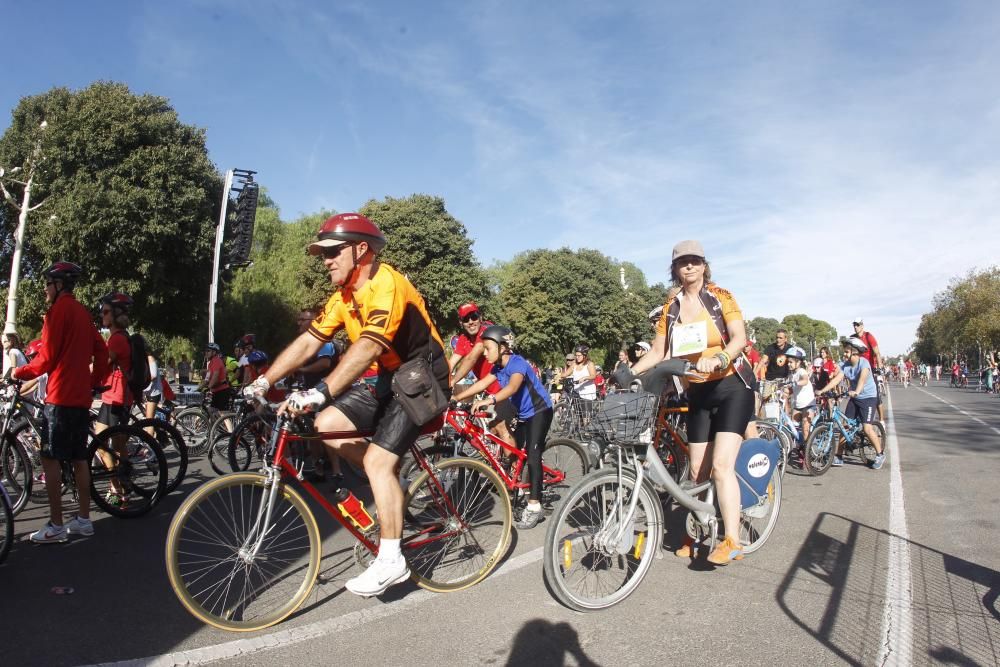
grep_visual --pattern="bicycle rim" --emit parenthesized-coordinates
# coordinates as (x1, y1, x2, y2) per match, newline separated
(740, 470, 781, 554)
(228, 415, 272, 473)
(132, 419, 187, 493)
(804, 423, 834, 476)
(165, 473, 321, 632)
(543, 468, 662, 611)
(540, 438, 590, 510)
(175, 407, 211, 457)
(404, 458, 511, 592)
(1, 436, 32, 515)
(89, 426, 167, 518)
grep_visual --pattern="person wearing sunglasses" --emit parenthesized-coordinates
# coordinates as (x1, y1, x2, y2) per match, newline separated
(14, 262, 110, 543)
(242, 212, 450, 597)
(450, 302, 517, 449)
(630, 240, 756, 566)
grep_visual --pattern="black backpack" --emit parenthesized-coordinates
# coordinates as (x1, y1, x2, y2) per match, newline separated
(126, 332, 152, 402)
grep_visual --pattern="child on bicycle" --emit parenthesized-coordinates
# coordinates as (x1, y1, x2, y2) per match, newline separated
(452, 326, 553, 529)
(784, 347, 816, 449)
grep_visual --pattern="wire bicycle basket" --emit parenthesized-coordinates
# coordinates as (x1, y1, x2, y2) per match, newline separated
(592, 390, 658, 444)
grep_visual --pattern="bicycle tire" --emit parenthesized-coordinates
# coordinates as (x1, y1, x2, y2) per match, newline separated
(543, 467, 662, 611)
(398, 443, 452, 495)
(803, 422, 834, 476)
(1, 433, 32, 515)
(739, 469, 782, 554)
(10, 420, 47, 501)
(403, 457, 512, 592)
(174, 406, 212, 457)
(0, 489, 12, 564)
(89, 425, 167, 518)
(754, 420, 791, 477)
(131, 418, 188, 493)
(857, 422, 887, 466)
(165, 473, 321, 632)
(226, 414, 274, 473)
(539, 438, 590, 509)
(659, 432, 690, 483)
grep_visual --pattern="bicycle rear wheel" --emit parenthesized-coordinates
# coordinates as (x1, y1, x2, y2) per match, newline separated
(543, 467, 663, 611)
(539, 438, 589, 510)
(227, 414, 274, 473)
(403, 457, 511, 592)
(1, 434, 32, 515)
(132, 418, 188, 493)
(165, 473, 321, 632)
(857, 422, 887, 466)
(89, 426, 167, 518)
(174, 406, 211, 457)
(739, 470, 781, 554)
(803, 422, 834, 476)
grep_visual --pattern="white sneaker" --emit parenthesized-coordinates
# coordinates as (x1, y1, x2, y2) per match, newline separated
(30, 521, 68, 544)
(345, 557, 410, 597)
(66, 515, 95, 537)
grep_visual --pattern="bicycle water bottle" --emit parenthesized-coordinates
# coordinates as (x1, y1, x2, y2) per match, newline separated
(334, 488, 375, 531)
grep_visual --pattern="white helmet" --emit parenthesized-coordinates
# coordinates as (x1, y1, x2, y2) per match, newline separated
(845, 336, 868, 352)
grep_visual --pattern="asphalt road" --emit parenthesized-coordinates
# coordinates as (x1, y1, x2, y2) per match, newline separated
(1, 380, 997, 667)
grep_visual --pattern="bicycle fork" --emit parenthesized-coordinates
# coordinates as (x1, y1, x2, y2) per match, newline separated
(242, 466, 284, 563)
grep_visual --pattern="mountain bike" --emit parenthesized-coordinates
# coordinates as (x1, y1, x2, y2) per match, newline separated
(802, 392, 886, 475)
(543, 359, 783, 611)
(166, 411, 512, 632)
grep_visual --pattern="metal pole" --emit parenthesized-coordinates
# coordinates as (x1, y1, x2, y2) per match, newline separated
(3, 174, 33, 335)
(208, 169, 234, 344)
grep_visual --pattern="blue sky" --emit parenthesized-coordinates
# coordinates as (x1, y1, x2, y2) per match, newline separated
(4, 1, 999, 355)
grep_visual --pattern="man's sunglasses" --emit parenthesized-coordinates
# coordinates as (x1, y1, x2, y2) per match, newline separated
(321, 243, 353, 259)
(460, 313, 480, 323)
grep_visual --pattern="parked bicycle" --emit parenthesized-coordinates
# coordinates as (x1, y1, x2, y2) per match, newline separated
(165, 410, 512, 631)
(542, 359, 783, 611)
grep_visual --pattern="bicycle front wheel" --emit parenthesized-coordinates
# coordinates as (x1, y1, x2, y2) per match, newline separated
(740, 469, 782, 554)
(803, 422, 834, 476)
(543, 467, 663, 611)
(89, 426, 167, 518)
(1, 434, 33, 515)
(403, 457, 511, 593)
(165, 473, 321, 632)
(174, 406, 211, 457)
(227, 414, 274, 473)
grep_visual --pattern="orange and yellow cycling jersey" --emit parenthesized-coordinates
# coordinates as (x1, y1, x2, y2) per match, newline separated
(657, 284, 744, 384)
(308, 263, 449, 385)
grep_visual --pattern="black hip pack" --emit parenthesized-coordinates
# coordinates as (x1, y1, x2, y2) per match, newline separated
(391, 357, 448, 425)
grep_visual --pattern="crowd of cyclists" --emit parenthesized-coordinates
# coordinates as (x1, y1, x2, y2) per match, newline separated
(5, 212, 987, 605)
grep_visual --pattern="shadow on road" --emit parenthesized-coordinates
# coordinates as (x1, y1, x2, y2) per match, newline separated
(776, 511, 999, 666)
(505, 618, 601, 667)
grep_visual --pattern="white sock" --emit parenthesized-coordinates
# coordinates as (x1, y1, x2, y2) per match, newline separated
(379, 538, 402, 562)
(526, 501, 542, 511)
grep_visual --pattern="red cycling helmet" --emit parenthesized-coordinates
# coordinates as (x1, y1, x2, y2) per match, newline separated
(25, 339, 43, 358)
(307, 213, 386, 256)
(43, 261, 83, 285)
(99, 292, 134, 312)
(457, 302, 479, 319)
(240, 334, 256, 347)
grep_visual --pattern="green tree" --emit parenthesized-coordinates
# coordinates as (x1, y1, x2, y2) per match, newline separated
(360, 194, 490, 332)
(913, 267, 1000, 364)
(0, 82, 221, 338)
(747, 317, 781, 348)
(780, 314, 838, 356)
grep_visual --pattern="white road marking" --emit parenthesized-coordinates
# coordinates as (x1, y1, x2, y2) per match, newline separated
(917, 387, 1000, 436)
(878, 390, 913, 667)
(90, 546, 545, 667)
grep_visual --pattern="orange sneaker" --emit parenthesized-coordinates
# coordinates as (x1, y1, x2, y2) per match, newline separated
(675, 536, 696, 558)
(707, 536, 744, 565)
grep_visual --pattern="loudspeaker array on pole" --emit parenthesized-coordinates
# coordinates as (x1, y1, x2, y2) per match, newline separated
(224, 169, 258, 269)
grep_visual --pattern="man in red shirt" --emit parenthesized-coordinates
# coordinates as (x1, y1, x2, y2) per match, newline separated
(450, 302, 516, 447)
(201, 343, 233, 410)
(14, 262, 109, 543)
(852, 318, 885, 420)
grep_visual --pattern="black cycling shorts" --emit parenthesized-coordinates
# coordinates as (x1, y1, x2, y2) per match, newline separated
(331, 384, 421, 457)
(96, 402, 129, 428)
(684, 373, 755, 443)
(42, 404, 90, 461)
(210, 387, 233, 411)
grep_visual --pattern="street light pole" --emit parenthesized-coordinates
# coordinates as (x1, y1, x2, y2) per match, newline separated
(0, 120, 47, 336)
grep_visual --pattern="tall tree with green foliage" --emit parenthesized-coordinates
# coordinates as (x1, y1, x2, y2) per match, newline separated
(0, 82, 221, 338)
(360, 194, 490, 332)
(913, 267, 1000, 363)
(780, 314, 838, 354)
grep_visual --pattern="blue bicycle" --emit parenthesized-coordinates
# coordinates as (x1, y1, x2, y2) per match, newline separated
(802, 392, 886, 476)
(754, 380, 821, 475)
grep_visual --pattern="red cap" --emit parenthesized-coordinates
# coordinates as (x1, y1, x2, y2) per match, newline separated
(457, 302, 479, 318)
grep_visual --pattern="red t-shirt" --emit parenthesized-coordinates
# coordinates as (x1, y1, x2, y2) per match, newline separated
(859, 331, 879, 368)
(744, 346, 761, 366)
(102, 330, 131, 406)
(13, 293, 110, 408)
(207, 356, 230, 394)
(453, 322, 501, 394)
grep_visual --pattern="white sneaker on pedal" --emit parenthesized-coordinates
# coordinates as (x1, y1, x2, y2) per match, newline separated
(345, 557, 410, 597)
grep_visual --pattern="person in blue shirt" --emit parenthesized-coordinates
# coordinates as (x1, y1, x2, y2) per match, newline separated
(816, 336, 885, 469)
(452, 325, 553, 529)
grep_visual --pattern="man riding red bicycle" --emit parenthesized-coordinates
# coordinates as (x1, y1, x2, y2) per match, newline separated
(244, 213, 450, 597)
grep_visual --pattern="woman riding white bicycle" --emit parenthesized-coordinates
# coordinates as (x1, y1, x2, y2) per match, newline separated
(631, 239, 756, 566)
